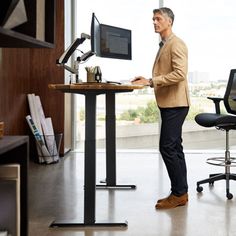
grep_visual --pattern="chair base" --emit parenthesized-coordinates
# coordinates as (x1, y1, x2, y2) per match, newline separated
(196, 172, 236, 199)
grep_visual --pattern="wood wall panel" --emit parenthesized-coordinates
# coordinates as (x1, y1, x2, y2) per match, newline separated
(0, 0, 65, 156)
(0, 48, 31, 134)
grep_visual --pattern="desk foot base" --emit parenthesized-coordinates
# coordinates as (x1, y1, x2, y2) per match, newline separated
(96, 184, 136, 190)
(50, 220, 128, 228)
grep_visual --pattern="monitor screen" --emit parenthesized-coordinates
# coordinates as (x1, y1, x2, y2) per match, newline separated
(90, 13, 132, 60)
(91, 13, 100, 56)
(100, 24, 132, 60)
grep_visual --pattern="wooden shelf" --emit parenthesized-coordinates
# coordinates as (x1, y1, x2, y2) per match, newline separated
(0, 27, 54, 48)
(0, 0, 55, 48)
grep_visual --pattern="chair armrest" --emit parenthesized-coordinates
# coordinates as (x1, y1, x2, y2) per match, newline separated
(207, 96, 224, 114)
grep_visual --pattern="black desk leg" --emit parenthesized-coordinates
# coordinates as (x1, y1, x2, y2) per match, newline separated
(97, 92, 136, 190)
(50, 94, 127, 228)
(84, 93, 97, 224)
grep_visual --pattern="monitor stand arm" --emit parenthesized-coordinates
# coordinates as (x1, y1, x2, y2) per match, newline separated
(56, 33, 94, 83)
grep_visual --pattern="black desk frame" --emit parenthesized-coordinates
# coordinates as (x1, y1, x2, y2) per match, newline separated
(97, 92, 136, 189)
(50, 87, 136, 228)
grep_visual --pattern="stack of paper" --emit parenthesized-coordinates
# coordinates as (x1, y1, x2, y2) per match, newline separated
(26, 94, 60, 164)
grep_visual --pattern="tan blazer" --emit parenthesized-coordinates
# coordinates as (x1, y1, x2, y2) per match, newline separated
(152, 34, 190, 108)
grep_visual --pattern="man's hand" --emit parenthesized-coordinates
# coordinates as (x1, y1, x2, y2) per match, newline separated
(131, 76, 150, 86)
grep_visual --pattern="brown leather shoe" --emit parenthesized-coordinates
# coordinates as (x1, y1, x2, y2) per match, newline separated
(157, 193, 172, 203)
(155, 193, 188, 209)
(157, 193, 189, 203)
(157, 193, 188, 203)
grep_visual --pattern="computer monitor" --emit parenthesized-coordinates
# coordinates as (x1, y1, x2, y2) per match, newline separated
(90, 13, 132, 60)
(91, 13, 101, 57)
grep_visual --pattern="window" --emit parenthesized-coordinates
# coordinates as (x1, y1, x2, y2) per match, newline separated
(165, 0, 236, 150)
(75, 0, 160, 151)
(74, 0, 236, 151)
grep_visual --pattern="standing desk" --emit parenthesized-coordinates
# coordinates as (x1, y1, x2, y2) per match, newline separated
(48, 83, 144, 227)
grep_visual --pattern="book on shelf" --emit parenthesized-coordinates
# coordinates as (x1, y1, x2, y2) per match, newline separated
(36, 0, 45, 41)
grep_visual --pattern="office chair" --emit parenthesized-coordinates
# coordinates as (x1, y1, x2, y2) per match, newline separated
(195, 69, 236, 199)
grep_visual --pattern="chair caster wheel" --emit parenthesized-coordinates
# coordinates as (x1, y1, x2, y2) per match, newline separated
(197, 186, 203, 192)
(227, 193, 233, 200)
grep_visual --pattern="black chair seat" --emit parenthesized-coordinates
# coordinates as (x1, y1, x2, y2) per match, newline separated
(195, 113, 236, 128)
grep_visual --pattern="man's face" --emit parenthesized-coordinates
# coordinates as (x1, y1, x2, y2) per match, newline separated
(152, 12, 172, 34)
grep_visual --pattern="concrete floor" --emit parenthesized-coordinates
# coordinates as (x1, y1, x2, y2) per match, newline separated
(28, 151, 236, 236)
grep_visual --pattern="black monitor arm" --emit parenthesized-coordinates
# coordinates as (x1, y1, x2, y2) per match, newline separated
(56, 33, 94, 83)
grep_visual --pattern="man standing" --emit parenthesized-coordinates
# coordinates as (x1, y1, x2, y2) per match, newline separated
(132, 7, 190, 209)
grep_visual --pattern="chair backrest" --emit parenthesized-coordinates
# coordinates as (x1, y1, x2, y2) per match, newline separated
(224, 69, 236, 115)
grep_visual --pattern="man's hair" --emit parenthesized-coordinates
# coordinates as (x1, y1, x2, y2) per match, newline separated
(153, 7, 175, 25)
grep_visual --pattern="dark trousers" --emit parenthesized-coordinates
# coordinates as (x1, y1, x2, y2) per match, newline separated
(159, 106, 189, 196)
